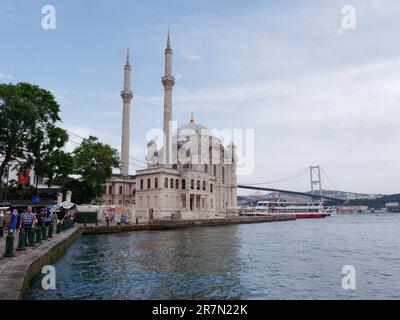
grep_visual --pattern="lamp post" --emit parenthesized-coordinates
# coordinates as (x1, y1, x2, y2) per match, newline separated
(4, 164, 10, 206)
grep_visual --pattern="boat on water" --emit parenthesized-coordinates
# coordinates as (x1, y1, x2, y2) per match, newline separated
(240, 200, 334, 219)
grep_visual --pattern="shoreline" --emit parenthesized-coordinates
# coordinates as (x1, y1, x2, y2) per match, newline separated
(0, 215, 295, 300)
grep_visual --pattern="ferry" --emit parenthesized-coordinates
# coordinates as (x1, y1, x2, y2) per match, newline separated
(240, 200, 332, 219)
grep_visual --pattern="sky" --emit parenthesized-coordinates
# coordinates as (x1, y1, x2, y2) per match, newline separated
(1, 0, 400, 195)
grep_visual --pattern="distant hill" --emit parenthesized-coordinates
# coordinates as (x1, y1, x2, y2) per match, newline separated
(238, 189, 393, 208)
(346, 194, 400, 208)
(306, 190, 383, 200)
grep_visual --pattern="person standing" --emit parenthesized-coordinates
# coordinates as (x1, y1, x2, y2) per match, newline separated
(16, 209, 22, 237)
(36, 209, 45, 228)
(9, 206, 18, 233)
(0, 210, 4, 238)
(57, 206, 66, 223)
(20, 206, 37, 245)
(44, 210, 53, 227)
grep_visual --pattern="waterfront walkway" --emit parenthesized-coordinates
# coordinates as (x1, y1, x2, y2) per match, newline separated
(0, 215, 295, 300)
(0, 226, 80, 300)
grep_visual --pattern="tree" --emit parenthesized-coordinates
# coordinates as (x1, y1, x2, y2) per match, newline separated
(0, 82, 69, 182)
(71, 135, 119, 203)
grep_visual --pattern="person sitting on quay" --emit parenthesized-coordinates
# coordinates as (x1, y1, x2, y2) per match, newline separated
(20, 206, 37, 245)
(119, 214, 127, 225)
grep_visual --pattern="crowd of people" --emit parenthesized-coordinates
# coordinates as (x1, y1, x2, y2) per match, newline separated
(0, 205, 73, 245)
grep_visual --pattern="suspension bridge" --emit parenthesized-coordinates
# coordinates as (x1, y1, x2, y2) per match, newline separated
(237, 166, 346, 203)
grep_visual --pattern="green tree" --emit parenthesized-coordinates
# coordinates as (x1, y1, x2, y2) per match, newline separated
(0, 82, 70, 183)
(71, 135, 119, 203)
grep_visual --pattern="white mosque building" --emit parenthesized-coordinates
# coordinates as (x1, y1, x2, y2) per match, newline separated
(102, 32, 238, 220)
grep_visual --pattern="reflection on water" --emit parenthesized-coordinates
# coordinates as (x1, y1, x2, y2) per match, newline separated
(25, 213, 400, 300)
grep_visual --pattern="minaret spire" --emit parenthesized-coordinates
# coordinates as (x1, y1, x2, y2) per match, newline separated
(120, 48, 133, 176)
(167, 29, 171, 49)
(126, 47, 130, 65)
(162, 30, 175, 165)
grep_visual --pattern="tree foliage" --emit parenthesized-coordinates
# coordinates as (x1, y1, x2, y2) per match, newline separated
(70, 135, 119, 203)
(0, 82, 70, 182)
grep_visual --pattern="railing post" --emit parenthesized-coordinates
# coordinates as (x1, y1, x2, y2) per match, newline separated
(4, 230, 15, 257)
(35, 227, 42, 244)
(28, 229, 36, 247)
(16, 229, 26, 251)
(42, 225, 48, 240)
(48, 224, 53, 238)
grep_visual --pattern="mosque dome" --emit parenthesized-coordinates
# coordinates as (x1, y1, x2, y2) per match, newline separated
(176, 113, 208, 136)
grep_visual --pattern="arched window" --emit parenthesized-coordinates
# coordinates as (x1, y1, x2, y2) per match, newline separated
(222, 166, 225, 184)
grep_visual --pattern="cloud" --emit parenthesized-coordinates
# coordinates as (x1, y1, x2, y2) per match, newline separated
(0, 73, 14, 80)
(182, 54, 200, 60)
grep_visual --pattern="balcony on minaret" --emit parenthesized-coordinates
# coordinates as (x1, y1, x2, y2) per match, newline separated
(121, 89, 133, 103)
(162, 75, 175, 89)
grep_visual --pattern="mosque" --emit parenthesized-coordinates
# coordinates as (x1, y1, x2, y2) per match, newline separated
(102, 32, 238, 220)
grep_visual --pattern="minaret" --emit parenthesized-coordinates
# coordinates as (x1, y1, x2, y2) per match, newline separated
(162, 30, 175, 165)
(120, 48, 133, 176)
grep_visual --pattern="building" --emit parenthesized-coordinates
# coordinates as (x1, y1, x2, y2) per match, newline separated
(0, 157, 61, 207)
(102, 32, 238, 220)
(385, 202, 400, 213)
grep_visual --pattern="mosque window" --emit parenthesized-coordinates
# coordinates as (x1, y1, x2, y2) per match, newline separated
(197, 180, 200, 190)
(108, 186, 113, 194)
(222, 166, 225, 184)
(182, 179, 186, 190)
(213, 165, 217, 176)
(191, 179, 194, 189)
(210, 184, 213, 193)
(140, 179, 144, 190)
(203, 181, 206, 191)
(155, 178, 159, 188)
(170, 178, 174, 188)
(119, 186, 123, 194)
(119, 200, 123, 205)
(205, 164, 208, 172)
(176, 179, 179, 189)
(164, 178, 168, 188)
(147, 178, 151, 189)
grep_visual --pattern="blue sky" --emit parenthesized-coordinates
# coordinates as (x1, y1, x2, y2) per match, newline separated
(1, 0, 400, 194)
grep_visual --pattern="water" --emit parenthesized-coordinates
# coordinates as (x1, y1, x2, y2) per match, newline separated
(25, 213, 400, 300)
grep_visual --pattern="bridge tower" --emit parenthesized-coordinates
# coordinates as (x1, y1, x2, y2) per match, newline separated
(310, 166, 322, 199)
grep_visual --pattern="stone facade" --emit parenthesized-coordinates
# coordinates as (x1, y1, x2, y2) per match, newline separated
(102, 32, 238, 220)
(102, 174, 135, 206)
